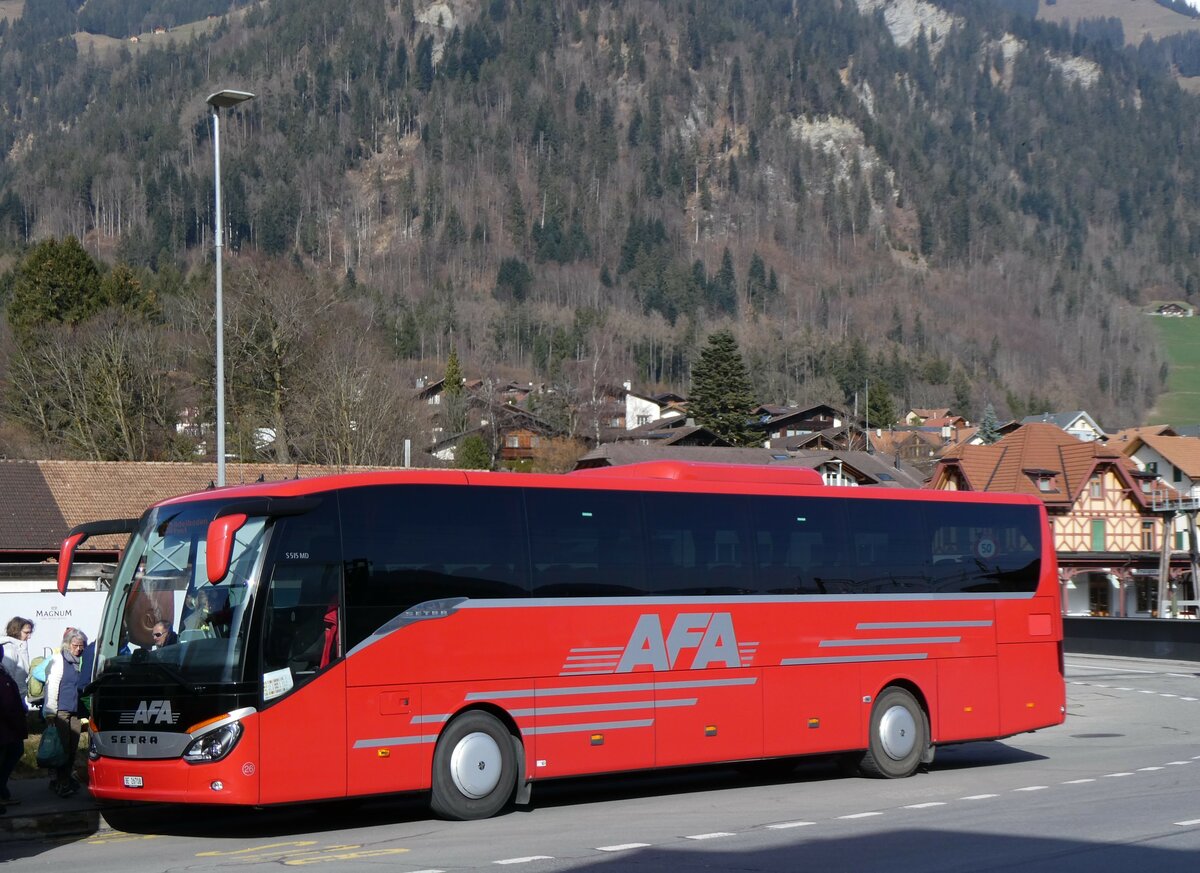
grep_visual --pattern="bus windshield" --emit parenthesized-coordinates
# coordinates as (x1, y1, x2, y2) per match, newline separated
(94, 502, 268, 685)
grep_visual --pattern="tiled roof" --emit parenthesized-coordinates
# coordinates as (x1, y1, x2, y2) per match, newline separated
(0, 460, 400, 553)
(574, 444, 925, 487)
(936, 423, 1146, 505)
(1129, 433, 1200, 478)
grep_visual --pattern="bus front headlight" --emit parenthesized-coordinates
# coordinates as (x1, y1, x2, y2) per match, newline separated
(182, 722, 243, 764)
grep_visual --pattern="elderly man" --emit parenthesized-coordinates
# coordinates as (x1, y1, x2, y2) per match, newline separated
(44, 630, 88, 797)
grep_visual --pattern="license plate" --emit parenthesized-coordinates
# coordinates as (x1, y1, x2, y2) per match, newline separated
(123, 775, 144, 788)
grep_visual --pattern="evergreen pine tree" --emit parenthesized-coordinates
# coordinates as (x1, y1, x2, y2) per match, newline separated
(979, 403, 1001, 445)
(456, 433, 492, 470)
(688, 329, 759, 447)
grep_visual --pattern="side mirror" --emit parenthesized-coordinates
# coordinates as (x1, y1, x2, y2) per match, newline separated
(206, 513, 248, 584)
(57, 532, 88, 596)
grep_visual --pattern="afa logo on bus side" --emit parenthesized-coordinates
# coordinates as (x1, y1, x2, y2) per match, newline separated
(616, 612, 740, 672)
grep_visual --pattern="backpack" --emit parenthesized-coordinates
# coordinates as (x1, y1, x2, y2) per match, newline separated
(27, 655, 49, 701)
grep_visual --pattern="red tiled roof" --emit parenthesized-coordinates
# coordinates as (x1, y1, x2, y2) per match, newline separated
(1, 460, 401, 553)
(936, 423, 1148, 505)
(1127, 433, 1200, 478)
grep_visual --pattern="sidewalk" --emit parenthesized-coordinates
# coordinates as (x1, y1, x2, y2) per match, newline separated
(0, 776, 109, 842)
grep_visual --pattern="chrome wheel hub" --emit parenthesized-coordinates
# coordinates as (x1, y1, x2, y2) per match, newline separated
(449, 731, 503, 798)
(879, 705, 917, 760)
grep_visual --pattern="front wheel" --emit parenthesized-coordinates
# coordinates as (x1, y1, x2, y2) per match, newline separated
(430, 711, 519, 820)
(858, 687, 928, 779)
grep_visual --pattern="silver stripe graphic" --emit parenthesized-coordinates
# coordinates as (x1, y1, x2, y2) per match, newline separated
(467, 676, 757, 701)
(570, 646, 624, 652)
(411, 714, 451, 725)
(456, 592, 1037, 608)
(525, 719, 653, 736)
(565, 655, 620, 661)
(558, 669, 613, 676)
(856, 621, 993, 630)
(819, 636, 960, 647)
(781, 653, 929, 665)
(508, 698, 697, 717)
(353, 734, 438, 748)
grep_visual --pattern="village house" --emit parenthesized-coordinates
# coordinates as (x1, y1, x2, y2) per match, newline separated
(930, 423, 1194, 618)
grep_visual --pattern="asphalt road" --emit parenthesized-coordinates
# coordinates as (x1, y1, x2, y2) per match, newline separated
(6, 654, 1199, 871)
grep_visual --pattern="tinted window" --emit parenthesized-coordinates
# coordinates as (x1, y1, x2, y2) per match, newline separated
(643, 493, 754, 595)
(751, 496, 848, 594)
(340, 485, 529, 645)
(927, 502, 1041, 593)
(525, 488, 645, 596)
(844, 498, 932, 593)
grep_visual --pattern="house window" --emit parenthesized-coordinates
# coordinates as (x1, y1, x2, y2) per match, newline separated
(1174, 465, 1183, 483)
(1177, 531, 1188, 550)
(1090, 519, 1106, 551)
(1141, 521, 1156, 551)
(1146, 461, 1158, 475)
(505, 435, 520, 448)
(1089, 477, 1102, 499)
(637, 414, 650, 426)
(1037, 476, 1054, 492)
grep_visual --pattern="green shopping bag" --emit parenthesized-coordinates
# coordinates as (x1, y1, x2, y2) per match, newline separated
(36, 724, 68, 769)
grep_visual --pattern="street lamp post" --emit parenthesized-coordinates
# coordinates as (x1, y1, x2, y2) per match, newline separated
(206, 89, 255, 486)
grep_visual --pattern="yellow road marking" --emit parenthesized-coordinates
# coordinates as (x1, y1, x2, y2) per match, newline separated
(197, 840, 319, 857)
(284, 848, 410, 865)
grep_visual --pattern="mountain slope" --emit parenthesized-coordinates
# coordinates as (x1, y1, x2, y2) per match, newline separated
(1, 0, 1198, 428)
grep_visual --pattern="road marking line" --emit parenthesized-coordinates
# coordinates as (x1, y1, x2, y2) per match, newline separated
(198, 842, 319, 857)
(1160, 694, 1178, 698)
(407, 870, 446, 872)
(1193, 756, 1200, 760)
(1102, 772, 1134, 778)
(1176, 819, 1200, 827)
(962, 794, 998, 800)
(1093, 684, 1110, 688)
(1137, 690, 1156, 694)
(685, 832, 735, 840)
(1063, 779, 1095, 784)
(839, 812, 883, 819)
(1183, 698, 1199, 702)
(495, 857, 554, 865)
(766, 822, 815, 829)
(1167, 761, 1192, 766)
(1065, 664, 1155, 673)
(596, 844, 650, 852)
(285, 849, 410, 866)
(1014, 786, 1048, 791)
(1115, 687, 1133, 691)
(904, 802, 947, 809)
(1137, 767, 1164, 771)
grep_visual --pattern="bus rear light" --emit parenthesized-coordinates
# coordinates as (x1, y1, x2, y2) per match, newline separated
(183, 721, 243, 764)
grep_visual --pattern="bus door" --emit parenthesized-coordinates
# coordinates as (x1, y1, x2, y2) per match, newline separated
(254, 500, 348, 804)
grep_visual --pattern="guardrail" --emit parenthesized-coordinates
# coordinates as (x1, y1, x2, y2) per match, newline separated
(1064, 616, 1200, 662)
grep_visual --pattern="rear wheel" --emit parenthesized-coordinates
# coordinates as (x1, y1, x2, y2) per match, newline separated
(430, 711, 518, 820)
(858, 687, 927, 779)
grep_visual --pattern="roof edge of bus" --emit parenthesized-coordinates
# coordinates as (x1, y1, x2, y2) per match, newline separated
(569, 460, 824, 487)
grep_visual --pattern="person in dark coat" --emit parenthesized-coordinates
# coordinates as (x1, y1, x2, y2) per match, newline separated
(0, 667, 28, 813)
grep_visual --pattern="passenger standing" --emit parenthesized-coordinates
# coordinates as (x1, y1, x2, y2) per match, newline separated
(0, 667, 27, 812)
(43, 631, 88, 797)
(0, 617, 33, 695)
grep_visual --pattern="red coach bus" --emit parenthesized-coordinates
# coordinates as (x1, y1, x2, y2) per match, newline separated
(60, 461, 1064, 820)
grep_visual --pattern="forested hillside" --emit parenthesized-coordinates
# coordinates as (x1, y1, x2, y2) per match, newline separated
(0, 0, 1198, 462)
